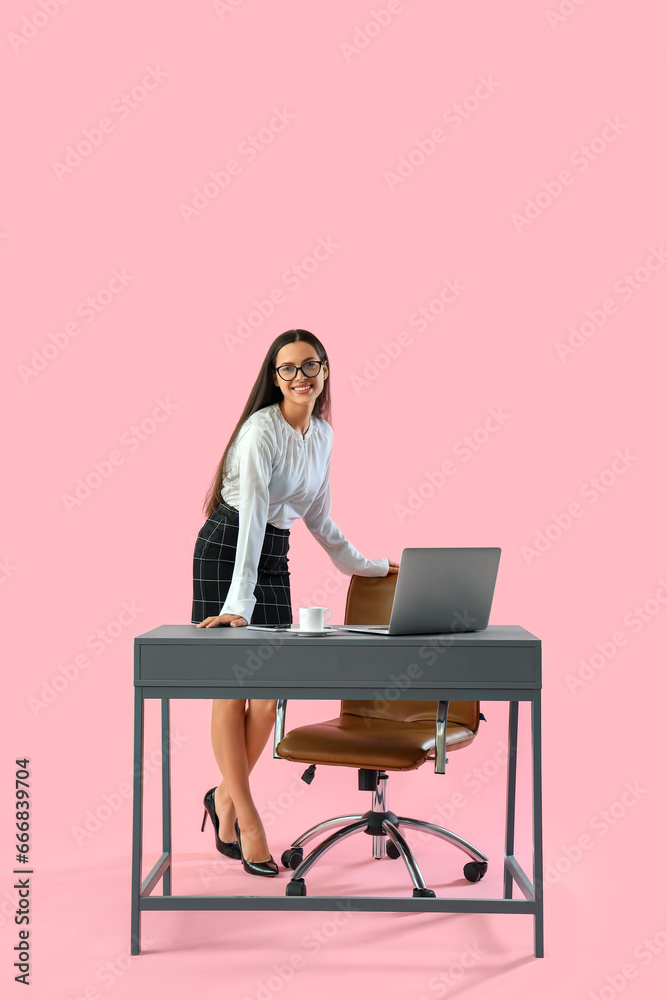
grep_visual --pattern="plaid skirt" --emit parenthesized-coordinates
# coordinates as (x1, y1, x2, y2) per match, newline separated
(191, 499, 293, 625)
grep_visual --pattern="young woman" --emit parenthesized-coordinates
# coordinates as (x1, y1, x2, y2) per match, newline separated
(193, 329, 399, 877)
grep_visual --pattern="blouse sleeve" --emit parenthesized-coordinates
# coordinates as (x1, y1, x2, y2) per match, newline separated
(302, 445, 389, 578)
(219, 423, 274, 622)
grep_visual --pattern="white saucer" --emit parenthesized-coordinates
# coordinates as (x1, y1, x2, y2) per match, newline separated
(292, 628, 328, 637)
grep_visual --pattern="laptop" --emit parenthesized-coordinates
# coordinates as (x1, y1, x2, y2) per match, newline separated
(337, 547, 501, 636)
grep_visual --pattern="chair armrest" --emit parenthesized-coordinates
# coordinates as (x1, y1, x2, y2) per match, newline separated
(434, 700, 450, 774)
(273, 698, 288, 758)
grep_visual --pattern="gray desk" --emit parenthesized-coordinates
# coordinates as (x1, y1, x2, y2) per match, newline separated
(131, 624, 543, 956)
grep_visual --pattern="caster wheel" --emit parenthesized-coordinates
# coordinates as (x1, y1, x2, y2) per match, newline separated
(386, 842, 401, 860)
(281, 848, 304, 870)
(463, 861, 488, 883)
(412, 887, 436, 898)
(286, 878, 307, 897)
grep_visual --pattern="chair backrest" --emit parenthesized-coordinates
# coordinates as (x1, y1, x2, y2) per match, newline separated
(342, 573, 480, 733)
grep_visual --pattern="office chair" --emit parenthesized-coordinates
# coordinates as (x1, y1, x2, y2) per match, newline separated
(273, 573, 489, 898)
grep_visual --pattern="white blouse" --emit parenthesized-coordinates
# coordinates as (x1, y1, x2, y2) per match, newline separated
(219, 402, 389, 621)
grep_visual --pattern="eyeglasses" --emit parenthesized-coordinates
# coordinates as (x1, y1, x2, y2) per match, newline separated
(274, 360, 324, 381)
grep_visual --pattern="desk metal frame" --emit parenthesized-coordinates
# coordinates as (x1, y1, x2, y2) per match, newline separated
(131, 625, 543, 956)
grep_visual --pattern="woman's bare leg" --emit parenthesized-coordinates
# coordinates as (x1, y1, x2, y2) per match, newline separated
(212, 700, 277, 835)
(210, 698, 277, 861)
(244, 698, 278, 770)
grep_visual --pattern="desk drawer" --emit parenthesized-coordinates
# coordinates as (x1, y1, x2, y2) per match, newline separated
(136, 641, 540, 695)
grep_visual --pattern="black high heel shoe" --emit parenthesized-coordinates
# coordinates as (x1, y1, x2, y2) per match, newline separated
(234, 819, 279, 877)
(201, 788, 242, 860)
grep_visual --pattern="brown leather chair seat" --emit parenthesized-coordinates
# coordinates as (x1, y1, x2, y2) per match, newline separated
(278, 714, 475, 770)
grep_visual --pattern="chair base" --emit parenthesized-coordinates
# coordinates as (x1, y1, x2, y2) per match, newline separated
(282, 772, 488, 897)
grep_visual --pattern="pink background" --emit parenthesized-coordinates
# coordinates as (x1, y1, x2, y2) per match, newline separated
(2, 0, 666, 997)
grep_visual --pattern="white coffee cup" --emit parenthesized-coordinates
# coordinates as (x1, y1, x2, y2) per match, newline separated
(298, 606, 332, 632)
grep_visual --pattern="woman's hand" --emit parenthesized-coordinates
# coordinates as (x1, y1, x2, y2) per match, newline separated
(386, 560, 400, 574)
(196, 614, 248, 628)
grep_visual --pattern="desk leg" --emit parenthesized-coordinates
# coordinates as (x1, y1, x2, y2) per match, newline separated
(532, 693, 544, 958)
(504, 701, 519, 899)
(161, 699, 172, 896)
(130, 688, 144, 955)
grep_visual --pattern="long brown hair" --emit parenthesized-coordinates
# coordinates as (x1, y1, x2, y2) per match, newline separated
(202, 330, 332, 517)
